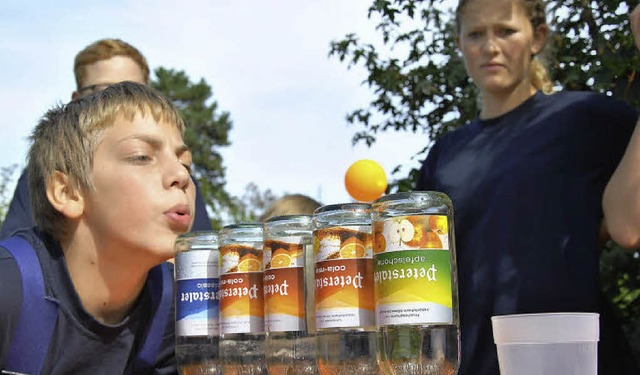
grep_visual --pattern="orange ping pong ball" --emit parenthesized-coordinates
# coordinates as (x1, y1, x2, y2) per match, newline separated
(344, 159, 388, 202)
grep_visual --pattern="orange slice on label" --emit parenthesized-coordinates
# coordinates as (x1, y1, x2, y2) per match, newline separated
(270, 253, 292, 268)
(237, 258, 261, 272)
(340, 241, 366, 258)
(273, 248, 288, 257)
(241, 252, 259, 261)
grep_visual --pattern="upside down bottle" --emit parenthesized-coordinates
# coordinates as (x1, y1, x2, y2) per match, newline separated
(313, 203, 379, 374)
(263, 215, 318, 374)
(175, 231, 222, 375)
(218, 224, 268, 375)
(372, 192, 460, 375)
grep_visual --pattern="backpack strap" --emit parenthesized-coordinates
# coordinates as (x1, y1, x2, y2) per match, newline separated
(132, 262, 173, 371)
(1, 236, 58, 375)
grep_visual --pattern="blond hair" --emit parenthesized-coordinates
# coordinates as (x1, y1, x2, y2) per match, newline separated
(28, 82, 184, 240)
(455, 0, 554, 94)
(260, 194, 322, 222)
(74, 38, 150, 89)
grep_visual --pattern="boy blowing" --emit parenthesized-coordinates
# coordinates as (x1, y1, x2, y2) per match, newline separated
(0, 82, 193, 374)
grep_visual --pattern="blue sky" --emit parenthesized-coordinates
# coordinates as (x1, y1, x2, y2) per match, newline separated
(0, 0, 430, 212)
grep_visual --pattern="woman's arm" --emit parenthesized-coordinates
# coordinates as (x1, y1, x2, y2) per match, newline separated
(602, 6, 640, 248)
(604, 119, 640, 249)
(602, 6, 640, 249)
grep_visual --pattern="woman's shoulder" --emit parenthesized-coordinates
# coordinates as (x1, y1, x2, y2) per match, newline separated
(545, 90, 635, 112)
(533, 90, 637, 126)
(530, 94, 639, 159)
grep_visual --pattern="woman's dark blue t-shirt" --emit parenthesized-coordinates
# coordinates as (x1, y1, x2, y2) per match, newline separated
(417, 91, 638, 375)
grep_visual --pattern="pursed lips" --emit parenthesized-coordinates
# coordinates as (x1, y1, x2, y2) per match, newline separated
(165, 203, 192, 229)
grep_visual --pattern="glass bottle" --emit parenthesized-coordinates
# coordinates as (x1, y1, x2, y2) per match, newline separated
(175, 231, 221, 375)
(313, 203, 379, 374)
(218, 224, 268, 375)
(263, 215, 319, 374)
(372, 192, 460, 375)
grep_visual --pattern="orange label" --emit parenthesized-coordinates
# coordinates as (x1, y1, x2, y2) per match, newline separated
(263, 239, 306, 332)
(264, 267, 305, 331)
(219, 244, 264, 333)
(313, 227, 375, 329)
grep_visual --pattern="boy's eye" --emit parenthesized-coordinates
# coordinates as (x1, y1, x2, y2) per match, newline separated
(496, 28, 516, 37)
(182, 163, 192, 173)
(129, 154, 152, 163)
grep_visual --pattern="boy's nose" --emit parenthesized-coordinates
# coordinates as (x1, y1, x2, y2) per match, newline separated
(169, 161, 191, 190)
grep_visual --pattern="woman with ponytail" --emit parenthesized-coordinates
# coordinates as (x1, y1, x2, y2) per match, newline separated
(416, 0, 639, 373)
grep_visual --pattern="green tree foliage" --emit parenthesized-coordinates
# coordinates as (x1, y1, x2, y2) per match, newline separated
(601, 241, 640, 360)
(330, 1, 476, 152)
(152, 68, 235, 229)
(331, 0, 639, 361)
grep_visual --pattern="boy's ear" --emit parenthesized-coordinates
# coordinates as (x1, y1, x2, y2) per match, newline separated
(46, 171, 84, 219)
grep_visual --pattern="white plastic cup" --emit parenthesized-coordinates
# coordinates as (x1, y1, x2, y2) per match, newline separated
(491, 313, 599, 375)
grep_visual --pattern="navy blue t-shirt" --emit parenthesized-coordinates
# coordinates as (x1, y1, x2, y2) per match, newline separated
(0, 228, 177, 374)
(0, 170, 212, 240)
(417, 91, 638, 375)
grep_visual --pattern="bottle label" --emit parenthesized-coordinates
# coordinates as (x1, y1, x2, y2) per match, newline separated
(175, 250, 220, 337)
(373, 215, 453, 325)
(263, 237, 306, 332)
(219, 244, 264, 334)
(313, 226, 375, 329)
